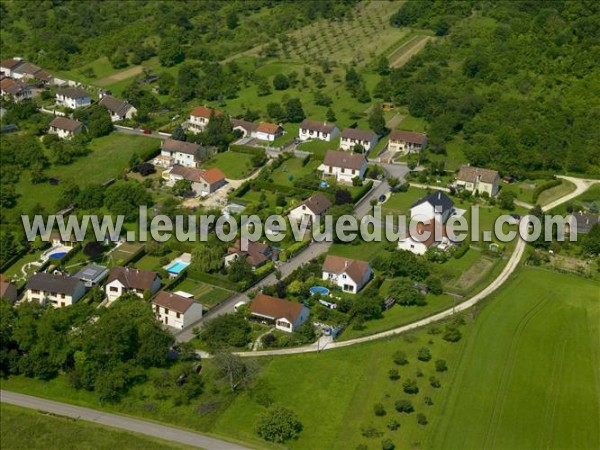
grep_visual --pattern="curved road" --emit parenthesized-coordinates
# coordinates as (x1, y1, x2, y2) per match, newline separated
(234, 176, 597, 357)
(0, 390, 248, 450)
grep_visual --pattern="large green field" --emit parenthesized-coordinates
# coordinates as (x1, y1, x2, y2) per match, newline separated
(0, 404, 191, 450)
(1, 268, 597, 449)
(213, 268, 599, 449)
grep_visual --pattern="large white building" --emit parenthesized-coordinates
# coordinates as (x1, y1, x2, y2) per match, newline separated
(159, 139, 202, 168)
(298, 119, 339, 142)
(55, 87, 91, 109)
(319, 150, 368, 184)
(105, 267, 161, 303)
(24, 273, 86, 308)
(152, 291, 203, 330)
(322, 255, 372, 294)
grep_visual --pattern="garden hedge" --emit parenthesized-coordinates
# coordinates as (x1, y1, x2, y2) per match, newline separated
(532, 179, 561, 203)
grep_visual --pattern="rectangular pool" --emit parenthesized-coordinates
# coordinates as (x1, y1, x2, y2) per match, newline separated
(165, 261, 190, 275)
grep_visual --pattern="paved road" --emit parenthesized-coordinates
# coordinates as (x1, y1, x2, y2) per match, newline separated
(0, 390, 248, 450)
(114, 125, 167, 139)
(175, 178, 389, 342)
(230, 177, 592, 356)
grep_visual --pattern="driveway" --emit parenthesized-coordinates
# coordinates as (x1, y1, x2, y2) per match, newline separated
(0, 390, 248, 450)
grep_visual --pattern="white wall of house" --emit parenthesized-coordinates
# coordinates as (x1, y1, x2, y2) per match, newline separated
(398, 238, 428, 255)
(49, 126, 80, 139)
(25, 284, 86, 308)
(322, 268, 371, 294)
(160, 150, 196, 168)
(188, 115, 209, 133)
(56, 94, 91, 109)
(255, 131, 279, 142)
(388, 138, 426, 154)
(456, 178, 498, 197)
(153, 302, 203, 330)
(410, 203, 451, 224)
(109, 106, 137, 122)
(105, 278, 160, 303)
(320, 163, 367, 183)
(340, 136, 378, 153)
(298, 126, 339, 142)
(288, 204, 317, 224)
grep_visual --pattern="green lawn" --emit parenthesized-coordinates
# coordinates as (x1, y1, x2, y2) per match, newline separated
(203, 151, 256, 180)
(133, 251, 178, 271)
(1, 268, 597, 449)
(328, 240, 389, 263)
(270, 158, 322, 186)
(499, 178, 576, 205)
(537, 179, 577, 206)
(0, 404, 191, 450)
(296, 137, 340, 159)
(108, 242, 144, 267)
(381, 186, 431, 215)
(176, 278, 233, 309)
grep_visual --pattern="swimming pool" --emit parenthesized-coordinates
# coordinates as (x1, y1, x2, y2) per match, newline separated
(49, 252, 67, 259)
(166, 261, 190, 274)
(310, 286, 330, 296)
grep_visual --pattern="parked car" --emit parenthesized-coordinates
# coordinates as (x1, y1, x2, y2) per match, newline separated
(378, 194, 387, 203)
(143, 128, 152, 134)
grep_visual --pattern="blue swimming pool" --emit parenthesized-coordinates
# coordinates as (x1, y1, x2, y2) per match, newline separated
(49, 252, 67, 259)
(166, 261, 190, 274)
(310, 286, 330, 296)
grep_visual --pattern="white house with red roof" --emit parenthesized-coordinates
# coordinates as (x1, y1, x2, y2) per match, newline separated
(322, 255, 372, 294)
(152, 291, 203, 330)
(319, 150, 368, 183)
(188, 106, 222, 134)
(162, 164, 226, 196)
(105, 267, 161, 303)
(250, 293, 310, 333)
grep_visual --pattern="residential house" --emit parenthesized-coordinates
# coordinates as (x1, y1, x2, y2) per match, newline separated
(0, 58, 24, 77)
(159, 139, 202, 168)
(225, 240, 273, 269)
(340, 128, 378, 153)
(50, 231, 78, 248)
(298, 119, 339, 142)
(456, 166, 500, 197)
(322, 255, 372, 294)
(231, 118, 257, 137)
(255, 122, 283, 142)
(410, 191, 455, 224)
(397, 220, 451, 255)
(388, 130, 427, 154)
(56, 87, 92, 109)
(48, 116, 84, 139)
(104, 267, 161, 303)
(288, 193, 332, 226)
(98, 94, 137, 122)
(0, 275, 18, 303)
(72, 264, 109, 287)
(152, 291, 203, 330)
(0, 77, 32, 102)
(567, 212, 600, 235)
(12, 62, 42, 81)
(250, 293, 310, 333)
(162, 165, 226, 196)
(188, 106, 221, 134)
(25, 272, 86, 307)
(319, 150, 368, 183)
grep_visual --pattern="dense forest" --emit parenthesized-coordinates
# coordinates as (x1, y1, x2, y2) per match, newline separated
(0, 0, 358, 69)
(379, 0, 600, 175)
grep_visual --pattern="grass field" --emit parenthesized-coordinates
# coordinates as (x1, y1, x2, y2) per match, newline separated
(0, 404, 190, 450)
(269, 157, 322, 186)
(176, 277, 233, 309)
(1, 268, 597, 449)
(537, 179, 577, 206)
(381, 186, 431, 215)
(133, 251, 178, 271)
(203, 151, 256, 180)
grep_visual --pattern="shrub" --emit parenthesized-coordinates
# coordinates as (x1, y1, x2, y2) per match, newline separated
(373, 403, 386, 416)
(392, 350, 408, 365)
(532, 178, 561, 203)
(417, 413, 428, 425)
(403, 379, 419, 394)
(443, 325, 462, 342)
(454, 242, 470, 259)
(381, 438, 395, 450)
(417, 347, 431, 362)
(435, 359, 448, 372)
(394, 399, 414, 413)
(430, 376, 441, 388)
(424, 396, 433, 406)
(387, 420, 400, 431)
(256, 404, 303, 443)
(388, 369, 400, 380)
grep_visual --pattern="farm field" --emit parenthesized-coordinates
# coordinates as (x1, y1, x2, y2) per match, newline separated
(214, 268, 600, 449)
(0, 404, 190, 450)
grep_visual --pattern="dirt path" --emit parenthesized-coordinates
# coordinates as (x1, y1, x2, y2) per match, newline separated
(96, 66, 144, 86)
(389, 35, 433, 68)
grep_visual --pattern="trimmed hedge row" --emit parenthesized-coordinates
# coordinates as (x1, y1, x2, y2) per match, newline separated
(186, 269, 242, 292)
(123, 246, 146, 266)
(141, 145, 161, 162)
(230, 145, 267, 157)
(0, 248, 26, 273)
(532, 179, 561, 203)
(286, 239, 311, 258)
(454, 243, 470, 259)
(232, 180, 252, 198)
(353, 180, 374, 203)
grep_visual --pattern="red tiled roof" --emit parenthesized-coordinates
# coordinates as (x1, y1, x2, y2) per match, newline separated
(250, 293, 305, 323)
(389, 130, 426, 145)
(190, 106, 222, 119)
(256, 122, 281, 134)
(322, 255, 370, 285)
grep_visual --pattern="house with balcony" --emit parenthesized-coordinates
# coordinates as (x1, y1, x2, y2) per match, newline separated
(188, 106, 221, 134)
(104, 267, 161, 303)
(388, 130, 427, 154)
(298, 119, 339, 142)
(319, 150, 368, 184)
(24, 273, 86, 307)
